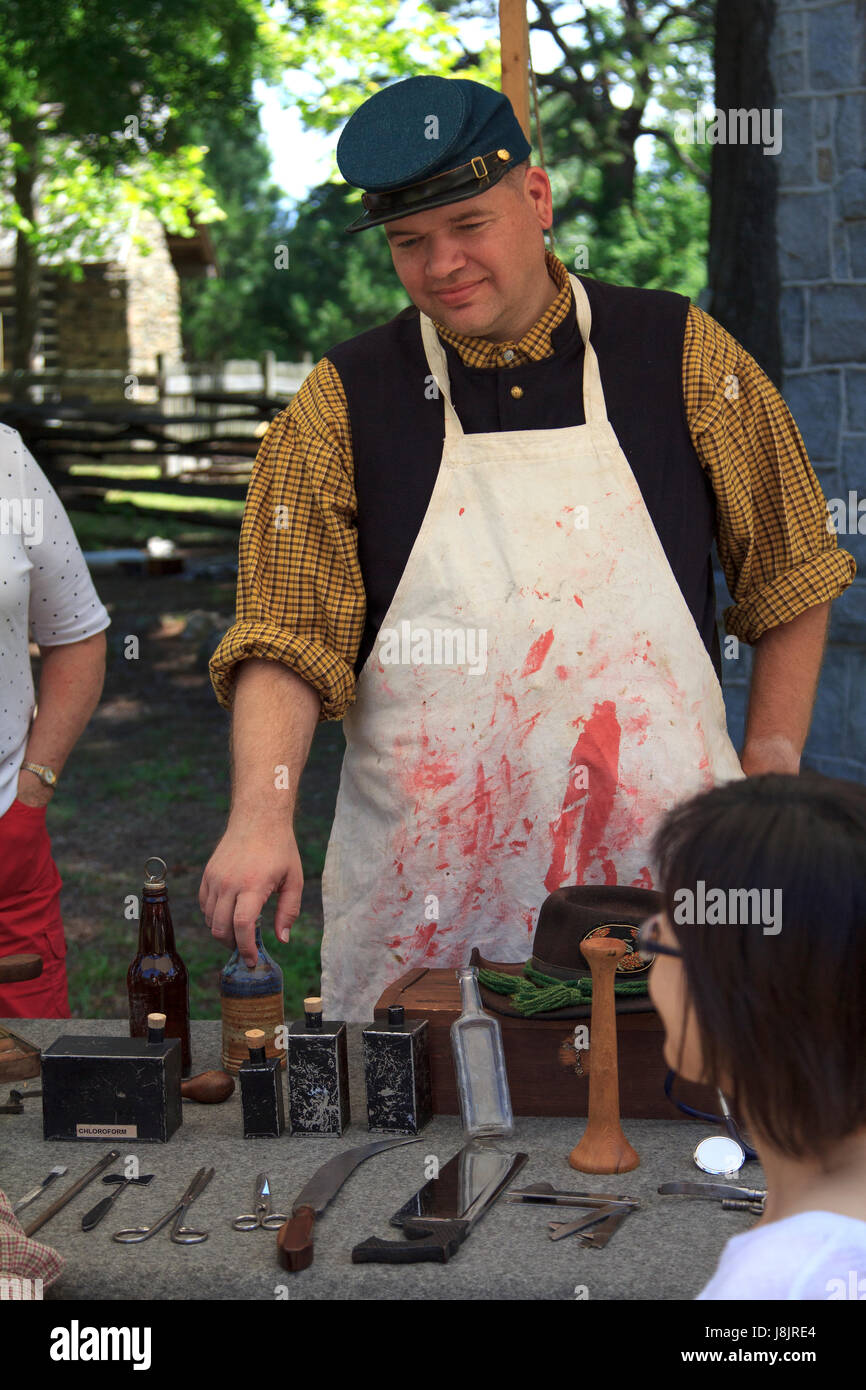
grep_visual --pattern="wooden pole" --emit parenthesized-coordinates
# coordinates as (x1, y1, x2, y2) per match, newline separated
(499, 0, 531, 141)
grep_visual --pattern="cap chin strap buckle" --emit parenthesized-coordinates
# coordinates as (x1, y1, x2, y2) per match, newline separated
(470, 155, 488, 180)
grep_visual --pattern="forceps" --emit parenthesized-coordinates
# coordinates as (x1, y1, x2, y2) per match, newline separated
(232, 1173, 288, 1231)
(113, 1167, 214, 1245)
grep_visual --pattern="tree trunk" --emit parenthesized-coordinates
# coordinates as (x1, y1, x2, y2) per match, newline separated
(708, 0, 781, 385)
(10, 115, 41, 400)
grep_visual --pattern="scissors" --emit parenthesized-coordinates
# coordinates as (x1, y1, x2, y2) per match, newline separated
(113, 1167, 214, 1245)
(232, 1173, 288, 1231)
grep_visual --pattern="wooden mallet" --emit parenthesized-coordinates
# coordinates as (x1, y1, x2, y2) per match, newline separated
(568, 935, 639, 1174)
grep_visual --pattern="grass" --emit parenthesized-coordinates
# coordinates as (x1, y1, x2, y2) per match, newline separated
(68, 503, 238, 550)
(101, 489, 244, 518)
(69, 463, 163, 480)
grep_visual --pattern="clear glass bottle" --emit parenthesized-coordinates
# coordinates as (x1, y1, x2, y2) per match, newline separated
(219, 919, 286, 1074)
(450, 966, 514, 1138)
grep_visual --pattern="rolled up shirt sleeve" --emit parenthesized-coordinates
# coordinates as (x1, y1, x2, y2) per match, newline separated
(208, 359, 365, 720)
(683, 304, 855, 644)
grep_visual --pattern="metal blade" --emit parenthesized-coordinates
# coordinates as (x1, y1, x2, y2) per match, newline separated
(507, 1185, 638, 1208)
(292, 1136, 423, 1216)
(12, 1167, 67, 1215)
(658, 1181, 765, 1204)
(548, 1205, 620, 1241)
(460, 1153, 526, 1225)
(577, 1208, 635, 1249)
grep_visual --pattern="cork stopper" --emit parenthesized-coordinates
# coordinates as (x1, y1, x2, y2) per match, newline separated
(245, 1028, 267, 1062)
(304, 996, 323, 1030)
(146, 1012, 166, 1045)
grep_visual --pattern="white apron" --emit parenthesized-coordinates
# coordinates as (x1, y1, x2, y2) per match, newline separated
(320, 273, 745, 1021)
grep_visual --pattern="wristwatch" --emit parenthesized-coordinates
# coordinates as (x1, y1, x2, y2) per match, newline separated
(21, 761, 59, 789)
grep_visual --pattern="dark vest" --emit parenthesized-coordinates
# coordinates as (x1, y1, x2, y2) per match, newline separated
(325, 274, 720, 681)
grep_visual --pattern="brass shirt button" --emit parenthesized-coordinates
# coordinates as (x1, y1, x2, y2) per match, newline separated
(510, 385, 524, 399)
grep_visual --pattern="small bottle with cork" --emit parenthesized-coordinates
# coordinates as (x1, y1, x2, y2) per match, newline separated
(287, 996, 350, 1135)
(239, 1028, 285, 1138)
(147, 1011, 168, 1046)
(362, 1004, 433, 1134)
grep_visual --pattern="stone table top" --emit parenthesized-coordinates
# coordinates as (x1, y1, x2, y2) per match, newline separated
(0, 1018, 763, 1301)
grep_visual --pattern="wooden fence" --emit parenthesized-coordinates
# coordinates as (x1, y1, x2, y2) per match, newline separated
(0, 353, 312, 526)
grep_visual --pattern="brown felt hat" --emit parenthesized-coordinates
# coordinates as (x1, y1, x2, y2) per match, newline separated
(471, 884, 664, 1021)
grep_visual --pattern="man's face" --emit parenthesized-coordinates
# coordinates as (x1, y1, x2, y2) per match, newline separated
(383, 167, 553, 342)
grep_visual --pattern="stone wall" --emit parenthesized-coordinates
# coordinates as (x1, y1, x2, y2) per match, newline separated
(52, 265, 129, 402)
(720, 0, 866, 780)
(125, 209, 184, 399)
(51, 210, 183, 404)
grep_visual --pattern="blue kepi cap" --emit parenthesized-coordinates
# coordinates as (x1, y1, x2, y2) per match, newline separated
(336, 75, 532, 233)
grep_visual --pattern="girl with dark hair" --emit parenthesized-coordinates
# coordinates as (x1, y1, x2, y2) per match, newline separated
(647, 770, 866, 1300)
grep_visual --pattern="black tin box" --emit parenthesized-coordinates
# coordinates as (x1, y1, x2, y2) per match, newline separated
(41, 1034, 183, 1142)
(287, 1019, 350, 1135)
(362, 1010, 433, 1134)
(239, 1053, 285, 1138)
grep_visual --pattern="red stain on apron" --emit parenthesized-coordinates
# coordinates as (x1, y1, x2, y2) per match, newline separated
(522, 628, 554, 676)
(381, 674, 543, 956)
(544, 700, 621, 891)
(385, 918, 438, 959)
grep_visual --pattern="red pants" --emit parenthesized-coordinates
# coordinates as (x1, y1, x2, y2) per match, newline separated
(0, 797, 69, 1018)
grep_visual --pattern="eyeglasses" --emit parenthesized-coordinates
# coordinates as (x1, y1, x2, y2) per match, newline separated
(636, 913, 682, 962)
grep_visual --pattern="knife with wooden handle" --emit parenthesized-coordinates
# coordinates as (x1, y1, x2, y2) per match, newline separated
(277, 1136, 423, 1272)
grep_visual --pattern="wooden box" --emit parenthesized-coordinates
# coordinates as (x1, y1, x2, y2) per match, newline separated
(374, 967, 717, 1120)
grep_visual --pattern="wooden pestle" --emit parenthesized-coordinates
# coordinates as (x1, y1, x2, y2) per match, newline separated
(568, 936, 639, 1174)
(181, 1069, 235, 1103)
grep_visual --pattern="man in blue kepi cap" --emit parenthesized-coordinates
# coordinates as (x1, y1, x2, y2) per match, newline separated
(204, 75, 853, 1023)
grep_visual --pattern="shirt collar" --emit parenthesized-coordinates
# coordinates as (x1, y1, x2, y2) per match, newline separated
(431, 249, 573, 369)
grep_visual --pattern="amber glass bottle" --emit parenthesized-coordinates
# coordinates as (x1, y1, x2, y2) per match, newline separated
(127, 856, 191, 1075)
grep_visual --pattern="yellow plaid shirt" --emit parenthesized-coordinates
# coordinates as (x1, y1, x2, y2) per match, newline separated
(210, 250, 855, 720)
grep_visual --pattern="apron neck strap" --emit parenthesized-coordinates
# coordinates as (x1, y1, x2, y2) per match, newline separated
(418, 270, 609, 439)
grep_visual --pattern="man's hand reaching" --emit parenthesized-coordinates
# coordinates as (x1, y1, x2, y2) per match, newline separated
(200, 656, 322, 967)
(199, 813, 304, 967)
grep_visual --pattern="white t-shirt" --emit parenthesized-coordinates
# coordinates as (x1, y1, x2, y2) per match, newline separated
(697, 1210, 866, 1300)
(0, 424, 111, 818)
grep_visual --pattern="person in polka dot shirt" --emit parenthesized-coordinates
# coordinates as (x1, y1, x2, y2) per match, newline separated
(0, 424, 110, 1018)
